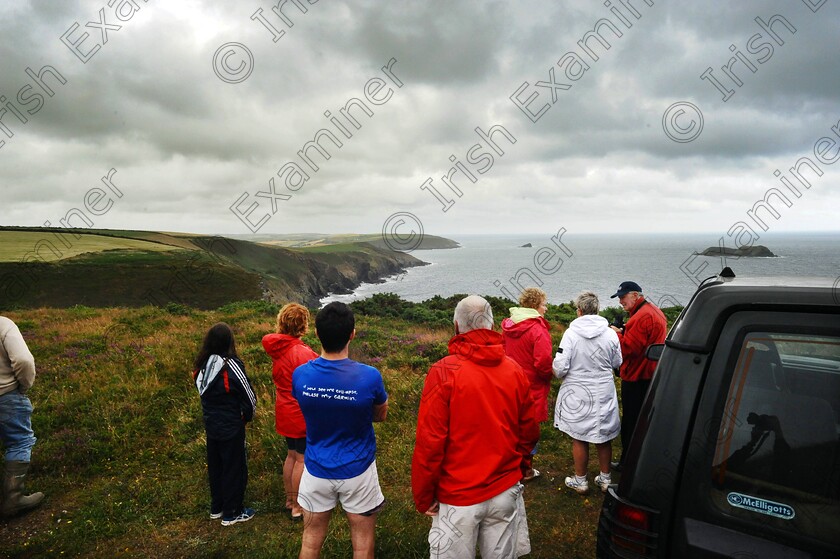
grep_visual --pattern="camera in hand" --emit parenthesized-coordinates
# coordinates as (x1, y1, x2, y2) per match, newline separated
(608, 314, 625, 377)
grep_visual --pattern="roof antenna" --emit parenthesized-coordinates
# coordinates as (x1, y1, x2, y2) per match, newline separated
(720, 267, 736, 279)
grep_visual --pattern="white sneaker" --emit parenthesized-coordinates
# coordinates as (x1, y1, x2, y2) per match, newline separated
(594, 473, 612, 493)
(221, 507, 255, 526)
(564, 476, 589, 494)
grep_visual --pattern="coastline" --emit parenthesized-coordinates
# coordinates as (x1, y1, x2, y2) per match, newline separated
(317, 232, 840, 309)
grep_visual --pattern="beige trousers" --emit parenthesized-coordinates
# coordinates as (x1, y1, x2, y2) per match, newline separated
(429, 482, 530, 559)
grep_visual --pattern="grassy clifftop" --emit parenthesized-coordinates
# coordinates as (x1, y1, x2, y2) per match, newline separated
(0, 228, 426, 309)
(0, 300, 602, 558)
(0, 297, 683, 557)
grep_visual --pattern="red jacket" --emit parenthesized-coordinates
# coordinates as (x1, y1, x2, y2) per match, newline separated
(501, 316, 553, 422)
(262, 333, 318, 438)
(412, 329, 540, 513)
(616, 298, 667, 382)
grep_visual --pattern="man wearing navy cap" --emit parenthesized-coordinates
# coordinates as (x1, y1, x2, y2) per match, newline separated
(609, 281, 667, 471)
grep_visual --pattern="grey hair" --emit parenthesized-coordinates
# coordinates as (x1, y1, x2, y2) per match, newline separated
(454, 295, 494, 333)
(575, 291, 600, 315)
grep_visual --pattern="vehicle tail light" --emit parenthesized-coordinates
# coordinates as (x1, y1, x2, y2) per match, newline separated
(598, 488, 658, 558)
(613, 503, 650, 555)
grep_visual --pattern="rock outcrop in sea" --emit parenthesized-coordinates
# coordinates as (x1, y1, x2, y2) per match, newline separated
(696, 245, 777, 257)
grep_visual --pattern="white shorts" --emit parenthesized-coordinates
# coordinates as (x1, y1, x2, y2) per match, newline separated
(298, 460, 385, 515)
(429, 482, 530, 559)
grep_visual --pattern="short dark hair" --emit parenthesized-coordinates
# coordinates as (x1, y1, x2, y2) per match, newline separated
(315, 302, 355, 353)
(194, 322, 238, 370)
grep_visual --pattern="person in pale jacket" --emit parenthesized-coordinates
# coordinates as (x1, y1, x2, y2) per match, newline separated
(0, 316, 44, 516)
(552, 292, 622, 494)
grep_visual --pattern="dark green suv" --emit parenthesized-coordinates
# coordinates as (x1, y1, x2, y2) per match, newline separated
(597, 269, 840, 558)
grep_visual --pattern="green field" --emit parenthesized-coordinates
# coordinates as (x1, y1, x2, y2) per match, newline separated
(251, 233, 460, 250)
(262, 234, 396, 248)
(0, 231, 184, 263)
(294, 242, 376, 253)
(0, 300, 650, 558)
(0, 228, 424, 309)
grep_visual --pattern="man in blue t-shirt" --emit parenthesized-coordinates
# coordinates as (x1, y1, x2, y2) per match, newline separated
(292, 302, 388, 559)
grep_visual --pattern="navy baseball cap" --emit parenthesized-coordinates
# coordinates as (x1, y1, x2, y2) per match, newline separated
(610, 281, 642, 298)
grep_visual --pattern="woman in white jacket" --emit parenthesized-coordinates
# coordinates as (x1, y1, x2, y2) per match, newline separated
(553, 291, 622, 494)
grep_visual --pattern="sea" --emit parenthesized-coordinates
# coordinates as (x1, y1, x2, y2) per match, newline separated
(321, 232, 840, 309)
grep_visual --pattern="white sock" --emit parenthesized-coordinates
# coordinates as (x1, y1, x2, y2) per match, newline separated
(600, 472, 611, 480)
(575, 475, 587, 483)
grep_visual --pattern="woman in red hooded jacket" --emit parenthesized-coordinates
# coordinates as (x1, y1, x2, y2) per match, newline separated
(501, 287, 553, 480)
(262, 303, 318, 520)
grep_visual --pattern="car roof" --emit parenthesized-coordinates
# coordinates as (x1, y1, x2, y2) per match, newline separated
(667, 272, 839, 351)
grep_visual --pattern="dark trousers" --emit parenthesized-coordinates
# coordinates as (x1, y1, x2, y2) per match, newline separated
(620, 379, 651, 461)
(207, 428, 247, 517)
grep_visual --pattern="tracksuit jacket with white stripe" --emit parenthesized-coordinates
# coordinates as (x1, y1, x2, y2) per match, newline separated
(194, 355, 256, 440)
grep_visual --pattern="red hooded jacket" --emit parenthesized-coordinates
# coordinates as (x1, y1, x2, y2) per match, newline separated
(412, 329, 540, 513)
(616, 297, 667, 382)
(262, 333, 318, 438)
(501, 315, 553, 422)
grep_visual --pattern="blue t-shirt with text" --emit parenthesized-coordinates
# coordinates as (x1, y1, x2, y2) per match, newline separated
(292, 357, 387, 479)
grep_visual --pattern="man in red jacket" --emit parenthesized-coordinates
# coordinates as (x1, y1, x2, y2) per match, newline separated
(609, 281, 667, 470)
(412, 295, 540, 558)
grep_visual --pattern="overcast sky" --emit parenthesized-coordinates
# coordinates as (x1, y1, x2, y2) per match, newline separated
(2, 0, 838, 238)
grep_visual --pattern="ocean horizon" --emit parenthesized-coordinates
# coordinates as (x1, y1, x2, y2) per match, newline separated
(322, 231, 840, 309)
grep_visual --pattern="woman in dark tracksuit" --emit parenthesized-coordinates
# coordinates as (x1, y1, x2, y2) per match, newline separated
(193, 322, 257, 526)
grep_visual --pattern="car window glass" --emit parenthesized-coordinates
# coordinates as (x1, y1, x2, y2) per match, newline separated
(711, 331, 840, 545)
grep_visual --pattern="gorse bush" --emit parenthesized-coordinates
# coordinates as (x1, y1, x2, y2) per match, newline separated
(350, 293, 454, 327)
(348, 293, 658, 331)
(349, 292, 615, 329)
(164, 302, 193, 316)
(217, 300, 281, 317)
(545, 301, 578, 325)
(661, 305, 683, 325)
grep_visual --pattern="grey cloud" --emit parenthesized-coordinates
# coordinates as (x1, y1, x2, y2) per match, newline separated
(1, 0, 838, 235)
(346, 0, 507, 85)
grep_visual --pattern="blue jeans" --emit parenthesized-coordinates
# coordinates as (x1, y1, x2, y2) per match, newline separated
(0, 391, 37, 462)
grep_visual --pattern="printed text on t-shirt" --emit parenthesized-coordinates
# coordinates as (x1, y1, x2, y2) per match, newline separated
(300, 384, 359, 401)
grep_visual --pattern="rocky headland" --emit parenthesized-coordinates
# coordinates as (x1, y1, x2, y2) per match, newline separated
(696, 245, 777, 257)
